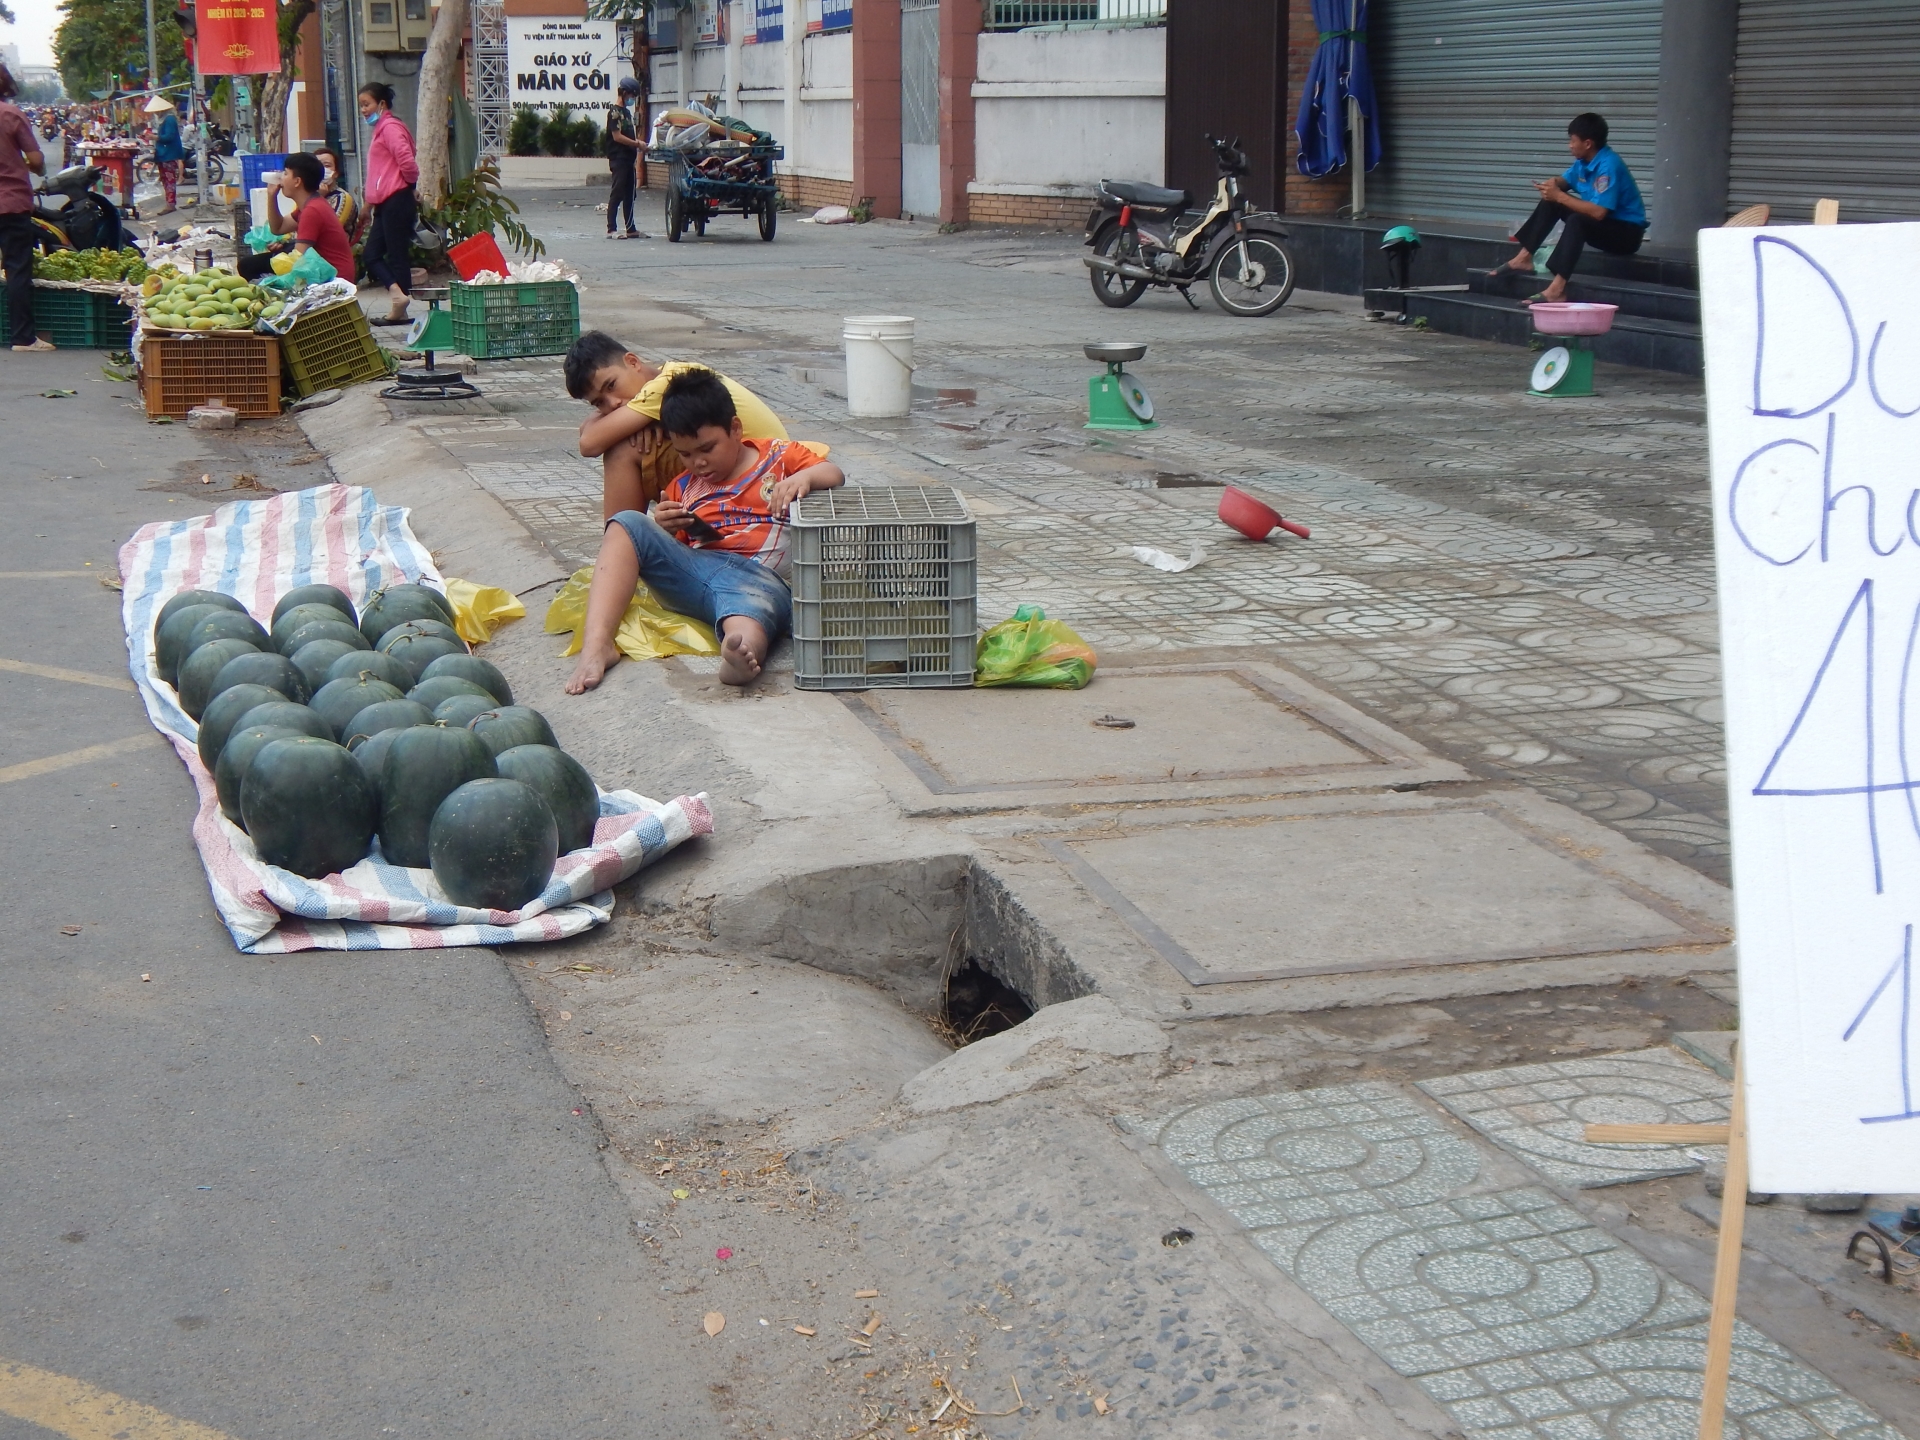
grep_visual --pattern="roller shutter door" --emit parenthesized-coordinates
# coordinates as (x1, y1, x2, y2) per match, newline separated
(1728, 0, 1920, 223)
(1366, 0, 1661, 229)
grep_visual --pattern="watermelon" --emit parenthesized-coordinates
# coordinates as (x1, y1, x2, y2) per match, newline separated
(280, 618, 368, 658)
(407, 675, 493, 712)
(360, 583, 456, 647)
(432, 694, 496, 729)
(155, 603, 226, 686)
(156, 589, 247, 638)
(468, 705, 558, 757)
(381, 631, 466, 684)
(290, 638, 364, 695)
(494, 744, 599, 853)
(352, 726, 403, 805)
(421, 653, 513, 706)
(196, 682, 290, 769)
(184, 608, 270, 661)
(271, 603, 353, 654)
(377, 617, 464, 651)
(240, 736, 378, 877)
(234, 700, 334, 745)
(326, 649, 412, 691)
(378, 724, 498, 867)
(209, 650, 310, 709)
(341, 698, 433, 748)
(271, 584, 355, 629)
(215, 724, 304, 825)
(177, 638, 261, 719)
(428, 778, 558, 910)
(310, 674, 405, 738)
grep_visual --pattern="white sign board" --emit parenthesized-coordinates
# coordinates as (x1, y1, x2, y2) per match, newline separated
(1703, 222, 1920, 1193)
(506, 18, 620, 118)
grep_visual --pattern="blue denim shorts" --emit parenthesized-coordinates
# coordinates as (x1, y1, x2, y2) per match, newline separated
(609, 511, 792, 638)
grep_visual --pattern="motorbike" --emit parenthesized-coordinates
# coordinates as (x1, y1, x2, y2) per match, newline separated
(31, 164, 125, 254)
(1083, 134, 1296, 317)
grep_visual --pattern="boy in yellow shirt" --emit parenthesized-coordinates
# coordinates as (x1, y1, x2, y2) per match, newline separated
(563, 330, 789, 519)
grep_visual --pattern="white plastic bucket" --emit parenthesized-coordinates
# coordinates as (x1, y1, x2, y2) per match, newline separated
(843, 315, 915, 417)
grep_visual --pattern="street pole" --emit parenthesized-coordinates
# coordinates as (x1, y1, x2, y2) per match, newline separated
(193, 57, 211, 206)
(145, 0, 160, 98)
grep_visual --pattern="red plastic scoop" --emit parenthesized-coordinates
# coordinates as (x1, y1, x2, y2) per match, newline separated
(1218, 486, 1311, 541)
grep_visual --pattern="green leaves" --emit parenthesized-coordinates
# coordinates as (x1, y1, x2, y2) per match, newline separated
(418, 160, 547, 261)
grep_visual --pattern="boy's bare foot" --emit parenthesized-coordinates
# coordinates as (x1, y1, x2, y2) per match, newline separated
(717, 629, 764, 686)
(564, 638, 622, 694)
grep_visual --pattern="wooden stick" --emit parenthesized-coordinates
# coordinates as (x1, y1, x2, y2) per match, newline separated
(1697, 1049, 1748, 1440)
(1582, 1123, 1731, 1145)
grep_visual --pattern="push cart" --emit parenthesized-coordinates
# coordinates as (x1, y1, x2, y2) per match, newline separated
(647, 139, 784, 243)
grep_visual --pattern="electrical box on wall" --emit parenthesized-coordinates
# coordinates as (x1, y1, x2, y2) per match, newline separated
(363, 0, 434, 53)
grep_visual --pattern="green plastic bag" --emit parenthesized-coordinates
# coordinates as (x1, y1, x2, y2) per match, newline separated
(242, 224, 278, 254)
(259, 246, 337, 291)
(974, 605, 1097, 689)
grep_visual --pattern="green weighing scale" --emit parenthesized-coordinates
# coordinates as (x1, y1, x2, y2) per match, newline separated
(383, 287, 481, 402)
(1085, 341, 1157, 430)
(1526, 303, 1616, 399)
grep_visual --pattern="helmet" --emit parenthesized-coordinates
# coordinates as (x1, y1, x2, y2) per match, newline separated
(1381, 224, 1421, 250)
(617, 75, 641, 96)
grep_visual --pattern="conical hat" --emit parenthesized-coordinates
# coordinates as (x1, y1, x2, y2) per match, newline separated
(144, 94, 175, 114)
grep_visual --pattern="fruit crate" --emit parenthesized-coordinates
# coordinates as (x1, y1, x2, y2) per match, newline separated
(790, 486, 977, 690)
(447, 279, 579, 359)
(0, 284, 135, 348)
(141, 333, 282, 418)
(278, 300, 389, 397)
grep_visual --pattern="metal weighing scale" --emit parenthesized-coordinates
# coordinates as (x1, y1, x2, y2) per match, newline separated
(382, 287, 481, 402)
(1085, 342, 1156, 430)
(1529, 340, 1597, 398)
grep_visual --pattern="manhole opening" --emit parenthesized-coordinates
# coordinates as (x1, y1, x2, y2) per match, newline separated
(942, 956, 1034, 1047)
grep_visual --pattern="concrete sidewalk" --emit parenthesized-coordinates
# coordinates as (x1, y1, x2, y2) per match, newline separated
(299, 200, 1920, 1439)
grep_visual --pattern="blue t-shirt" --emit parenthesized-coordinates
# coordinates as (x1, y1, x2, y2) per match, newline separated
(154, 114, 185, 163)
(1561, 145, 1646, 227)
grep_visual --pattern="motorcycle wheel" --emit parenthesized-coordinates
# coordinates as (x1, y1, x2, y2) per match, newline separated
(1208, 234, 1296, 317)
(1089, 224, 1148, 308)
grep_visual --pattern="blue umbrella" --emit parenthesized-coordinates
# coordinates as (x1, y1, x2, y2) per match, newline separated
(1294, 0, 1381, 178)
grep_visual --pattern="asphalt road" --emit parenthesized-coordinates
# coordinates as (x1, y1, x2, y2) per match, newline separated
(0, 354, 708, 1440)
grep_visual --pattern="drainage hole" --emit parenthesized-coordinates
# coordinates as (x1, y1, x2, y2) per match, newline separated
(940, 957, 1034, 1047)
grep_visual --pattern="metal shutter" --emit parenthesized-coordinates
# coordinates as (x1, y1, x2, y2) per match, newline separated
(1365, 0, 1662, 229)
(1729, 0, 1920, 223)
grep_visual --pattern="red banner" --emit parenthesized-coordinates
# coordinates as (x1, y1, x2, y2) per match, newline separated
(196, 2, 280, 75)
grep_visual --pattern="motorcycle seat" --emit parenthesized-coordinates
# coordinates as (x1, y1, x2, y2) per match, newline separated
(1101, 180, 1190, 211)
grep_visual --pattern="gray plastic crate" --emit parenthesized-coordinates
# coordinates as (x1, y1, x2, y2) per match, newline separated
(790, 486, 977, 689)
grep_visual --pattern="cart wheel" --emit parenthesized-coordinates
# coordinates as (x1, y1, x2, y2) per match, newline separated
(665, 186, 684, 243)
(694, 210, 707, 238)
(758, 199, 777, 242)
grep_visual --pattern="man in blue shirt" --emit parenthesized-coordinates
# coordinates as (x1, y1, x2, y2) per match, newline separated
(1504, 112, 1647, 302)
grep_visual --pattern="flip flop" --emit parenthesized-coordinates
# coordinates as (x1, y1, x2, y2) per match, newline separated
(369, 315, 411, 327)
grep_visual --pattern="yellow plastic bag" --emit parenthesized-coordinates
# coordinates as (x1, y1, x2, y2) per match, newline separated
(543, 566, 719, 661)
(974, 605, 1097, 689)
(442, 577, 528, 645)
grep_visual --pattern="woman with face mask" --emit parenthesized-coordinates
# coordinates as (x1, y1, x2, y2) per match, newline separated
(313, 144, 361, 238)
(358, 83, 419, 326)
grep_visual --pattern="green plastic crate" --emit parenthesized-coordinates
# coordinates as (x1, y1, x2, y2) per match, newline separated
(448, 279, 579, 359)
(0, 284, 135, 348)
(278, 299, 389, 397)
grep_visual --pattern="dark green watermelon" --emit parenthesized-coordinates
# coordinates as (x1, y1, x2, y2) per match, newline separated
(407, 675, 493, 712)
(184, 608, 270, 657)
(432, 694, 497, 729)
(234, 700, 334, 746)
(351, 725, 404, 806)
(155, 603, 225, 686)
(468, 705, 559, 757)
(271, 584, 355, 629)
(326, 649, 412, 691)
(428, 778, 559, 910)
(378, 724, 498, 867)
(342, 698, 433, 748)
(290, 638, 364, 695)
(377, 617, 464, 651)
(215, 724, 304, 825)
(156, 589, 247, 639)
(271, 603, 352, 653)
(209, 650, 310, 709)
(494, 744, 599, 853)
(280, 618, 368, 658)
(421, 653, 513, 706)
(381, 632, 466, 684)
(310, 675, 405, 738)
(360, 583, 456, 646)
(197, 682, 290, 769)
(240, 736, 377, 877)
(177, 638, 261, 719)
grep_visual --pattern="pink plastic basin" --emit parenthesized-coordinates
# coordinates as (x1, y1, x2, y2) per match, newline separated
(1527, 301, 1618, 336)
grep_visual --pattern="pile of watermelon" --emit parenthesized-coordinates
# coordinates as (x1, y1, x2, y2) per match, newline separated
(155, 581, 600, 911)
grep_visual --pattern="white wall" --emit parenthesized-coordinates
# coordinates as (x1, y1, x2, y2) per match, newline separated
(971, 27, 1165, 200)
(796, 31, 853, 182)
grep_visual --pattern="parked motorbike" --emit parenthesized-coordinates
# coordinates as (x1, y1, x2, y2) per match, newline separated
(31, 164, 125, 254)
(1083, 135, 1296, 317)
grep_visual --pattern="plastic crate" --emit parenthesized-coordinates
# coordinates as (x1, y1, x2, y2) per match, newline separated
(141, 333, 282, 418)
(789, 486, 977, 690)
(447, 279, 579, 359)
(239, 152, 288, 195)
(0, 285, 135, 348)
(278, 300, 388, 397)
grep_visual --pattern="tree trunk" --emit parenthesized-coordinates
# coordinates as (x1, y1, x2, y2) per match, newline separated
(415, 0, 471, 209)
(255, 71, 291, 153)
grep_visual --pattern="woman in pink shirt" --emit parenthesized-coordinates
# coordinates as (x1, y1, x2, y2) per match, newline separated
(358, 82, 419, 326)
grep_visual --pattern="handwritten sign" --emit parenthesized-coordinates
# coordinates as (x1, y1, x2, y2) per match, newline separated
(506, 19, 619, 118)
(1703, 222, 1920, 1192)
